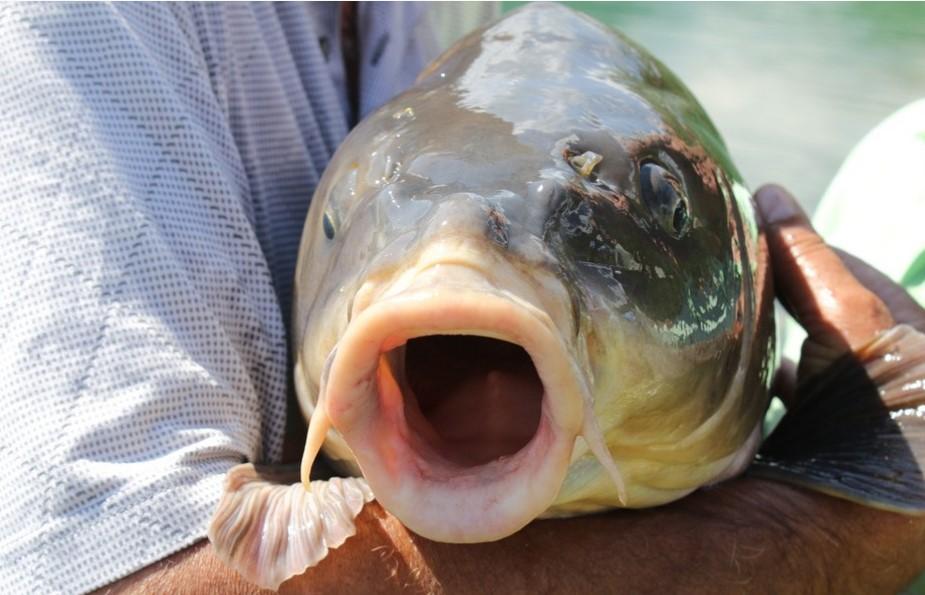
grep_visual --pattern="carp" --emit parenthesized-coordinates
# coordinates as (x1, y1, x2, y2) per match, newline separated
(209, 4, 925, 589)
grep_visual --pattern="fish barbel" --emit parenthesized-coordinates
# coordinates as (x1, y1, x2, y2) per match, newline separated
(210, 4, 925, 589)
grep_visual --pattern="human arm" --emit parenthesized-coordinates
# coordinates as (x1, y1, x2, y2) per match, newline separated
(104, 476, 924, 595)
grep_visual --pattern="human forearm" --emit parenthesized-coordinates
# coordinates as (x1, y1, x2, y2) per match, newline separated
(321, 478, 923, 595)
(103, 476, 925, 594)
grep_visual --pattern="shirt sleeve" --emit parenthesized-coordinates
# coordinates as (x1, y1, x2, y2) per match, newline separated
(0, 4, 289, 591)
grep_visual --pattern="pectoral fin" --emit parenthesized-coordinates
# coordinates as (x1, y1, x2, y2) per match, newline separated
(751, 324, 925, 514)
(208, 464, 374, 590)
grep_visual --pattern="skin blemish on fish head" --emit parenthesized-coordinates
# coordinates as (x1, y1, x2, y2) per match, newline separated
(543, 125, 744, 348)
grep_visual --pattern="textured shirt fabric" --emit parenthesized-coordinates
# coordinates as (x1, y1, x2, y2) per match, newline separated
(0, 3, 437, 592)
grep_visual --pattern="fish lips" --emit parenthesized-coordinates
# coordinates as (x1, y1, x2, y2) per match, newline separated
(322, 286, 585, 543)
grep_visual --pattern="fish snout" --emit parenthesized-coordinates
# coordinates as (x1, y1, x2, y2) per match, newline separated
(319, 247, 586, 543)
(413, 193, 511, 247)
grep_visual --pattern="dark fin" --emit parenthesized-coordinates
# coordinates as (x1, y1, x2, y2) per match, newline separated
(751, 324, 925, 514)
(208, 464, 374, 590)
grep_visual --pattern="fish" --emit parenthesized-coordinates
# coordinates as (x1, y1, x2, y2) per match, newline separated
(209, 4, 925, 589)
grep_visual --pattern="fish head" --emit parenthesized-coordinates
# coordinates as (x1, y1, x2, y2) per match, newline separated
(293, 3, 773, 543)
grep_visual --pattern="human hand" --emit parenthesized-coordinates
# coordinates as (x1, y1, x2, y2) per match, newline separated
(755, 184, 925, 407)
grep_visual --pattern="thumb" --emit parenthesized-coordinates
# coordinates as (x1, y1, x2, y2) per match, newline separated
(755, 184, 894, 355)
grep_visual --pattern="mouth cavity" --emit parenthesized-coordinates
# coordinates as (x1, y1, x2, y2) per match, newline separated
(302, 284, 585, 543)
(396, 335, 544, 468)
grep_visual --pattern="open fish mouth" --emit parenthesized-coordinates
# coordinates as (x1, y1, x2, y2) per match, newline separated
(398, 334, 543, 468)
(315, 264, 585, 542)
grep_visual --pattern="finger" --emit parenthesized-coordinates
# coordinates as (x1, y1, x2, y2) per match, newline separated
(755, 184, 894, 352)
(834, 248, 925, 334)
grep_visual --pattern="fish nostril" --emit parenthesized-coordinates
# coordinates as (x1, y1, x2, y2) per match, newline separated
(486, 207, 511, 248)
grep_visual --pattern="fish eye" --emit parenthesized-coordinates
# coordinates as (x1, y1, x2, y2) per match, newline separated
(639, 161, 690, 238)
(322, 211, 336, 240)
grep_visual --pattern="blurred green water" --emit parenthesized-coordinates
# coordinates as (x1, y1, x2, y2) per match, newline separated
(502, 2, 925, 213)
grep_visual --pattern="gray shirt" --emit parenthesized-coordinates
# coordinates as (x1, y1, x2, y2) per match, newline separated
(0, 3, 437, 591)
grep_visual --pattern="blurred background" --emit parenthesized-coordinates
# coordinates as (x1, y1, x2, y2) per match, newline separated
(437, 2, 925, 213)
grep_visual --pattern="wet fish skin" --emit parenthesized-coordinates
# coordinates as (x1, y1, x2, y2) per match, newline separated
(293, 2, 774, 513)
(212, 4, 788, 588)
